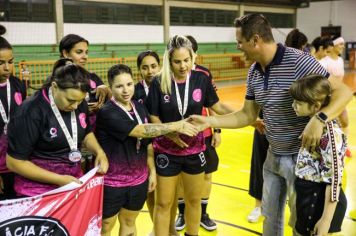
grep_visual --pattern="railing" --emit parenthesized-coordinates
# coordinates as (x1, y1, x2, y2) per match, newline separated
(18, 54, 249, 96)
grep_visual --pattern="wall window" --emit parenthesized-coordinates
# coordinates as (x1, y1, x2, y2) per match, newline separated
(244, 11, 295, 28)
(63, 1, 162, 25)
(0, 0, 54, 22)
(171, 7, 237, 27)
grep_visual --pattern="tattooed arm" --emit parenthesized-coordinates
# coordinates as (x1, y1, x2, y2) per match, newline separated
(128, 120, 198, 138)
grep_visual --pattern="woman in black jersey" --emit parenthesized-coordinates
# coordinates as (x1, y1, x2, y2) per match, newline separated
(59, 34, 111, 114)
(96, 64, 198, 236)
(146, 35, 232, 236)
(0, 25, 27, 200)
(6, 58, 108, 197)
(133, 50, 160, 105)
(59, 34, 111, 172)
(134, 50, 161, 229)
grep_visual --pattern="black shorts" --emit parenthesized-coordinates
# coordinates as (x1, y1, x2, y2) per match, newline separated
(0, 172, 16, 200)
(204, 136, 219, 174)
(155, 152, 206, 176)
(295, 178, 347, 236)
(102, 179, 148, 219)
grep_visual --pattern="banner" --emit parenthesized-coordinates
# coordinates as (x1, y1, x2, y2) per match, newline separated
(0, 167, 104, 236)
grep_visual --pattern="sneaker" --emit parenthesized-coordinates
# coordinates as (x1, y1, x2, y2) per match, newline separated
(175, 213, 185, 231)
(346, 148, 352, 158)
(200, 213, 217, 231)
(247, 207, 261, 223)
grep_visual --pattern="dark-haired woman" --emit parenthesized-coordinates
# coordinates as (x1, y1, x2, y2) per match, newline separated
(59, 34, 111, 115)
(6, 58, 108, 197)
(96, 64, 198, 236)
(133, 50, 160, 105)
(0, 25, 27, 200)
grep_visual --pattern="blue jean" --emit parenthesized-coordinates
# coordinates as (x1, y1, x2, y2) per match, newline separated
(262, 148, 297, 236)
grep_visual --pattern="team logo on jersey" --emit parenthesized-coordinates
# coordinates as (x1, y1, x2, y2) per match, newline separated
(192, 89, 202, 102)
(14, 92, 23, 105)
(163, 95, 170, 103)
(89, 79, 97, 89)
(79, 113, 87, 129)
(50, 127, 58, 138)
(156, 154, 169, 169)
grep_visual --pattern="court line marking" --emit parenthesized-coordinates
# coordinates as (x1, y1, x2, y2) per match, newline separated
(139, 210, 263, 235)
(214, 219, 262, 235)
(212, 182, 249, 192)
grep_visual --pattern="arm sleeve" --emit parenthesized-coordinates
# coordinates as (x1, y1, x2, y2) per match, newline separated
(245, 66, 256, 100)
(7, 114, 41, 160)
(145, 79, 161, 116)
(295, 54, 329, 80)
(203, 74, 219, 108)
(96, 107, 137, 142)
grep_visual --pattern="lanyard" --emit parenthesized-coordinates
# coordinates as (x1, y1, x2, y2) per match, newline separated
(111, 98, 143, 125)
(173, 73, 190, 119)
(0, 82, 11, 134)
(48, 88, 78, 151)
(141, 80, 149, 96)
(111, 98, 143, 153)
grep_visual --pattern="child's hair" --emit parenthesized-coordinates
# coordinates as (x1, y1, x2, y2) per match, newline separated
(289, 74, 331, 108)
(0, 25, 12, 50)
(107, 64, 133, 87)
(137, 50, 160, 68)
(59, 34, 89, 57)
(43, 58, 90, 92)
(160, 35, 194, 94)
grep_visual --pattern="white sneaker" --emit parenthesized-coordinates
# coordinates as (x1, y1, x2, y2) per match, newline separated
(247, 207, 261, 223)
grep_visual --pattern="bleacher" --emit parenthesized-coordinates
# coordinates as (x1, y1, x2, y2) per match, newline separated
(13, 42, 249, 95)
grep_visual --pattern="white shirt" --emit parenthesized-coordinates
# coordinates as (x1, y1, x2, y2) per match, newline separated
(319, 56, 345, 77)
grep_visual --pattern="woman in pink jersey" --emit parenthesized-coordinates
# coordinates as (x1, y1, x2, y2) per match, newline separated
(0, 25, 27, 200)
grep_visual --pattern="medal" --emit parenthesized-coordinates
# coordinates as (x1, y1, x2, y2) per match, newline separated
(49, 87, 81, 163)
(69, 150, 82, 162)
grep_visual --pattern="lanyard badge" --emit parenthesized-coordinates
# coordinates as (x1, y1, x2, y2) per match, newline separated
(49, 88, 81, 162)
(111, 98, 143, 154)
(173, 73, 190, 120)
(0, 82, 11, 135)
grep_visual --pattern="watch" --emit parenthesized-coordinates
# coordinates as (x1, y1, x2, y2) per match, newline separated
(315, 112, 328, 123)
(213, 128, 221, 133)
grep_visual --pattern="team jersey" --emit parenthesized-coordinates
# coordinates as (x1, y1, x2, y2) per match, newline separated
(7, 88, 91, 196)
(96, 99, 150, 187)
(87, 72, 104, 103)
(133, 80, 149, 104)
(194, 64, 217, 138)
(0, 75, 27, 173)
(146, 70, 219, 156)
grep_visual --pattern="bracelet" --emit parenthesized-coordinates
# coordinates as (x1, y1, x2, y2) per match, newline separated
(213, 128, 221, 133)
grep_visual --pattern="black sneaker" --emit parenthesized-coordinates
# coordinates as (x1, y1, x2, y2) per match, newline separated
(175, 213, 185, 231)
(200, 213, 217, 231)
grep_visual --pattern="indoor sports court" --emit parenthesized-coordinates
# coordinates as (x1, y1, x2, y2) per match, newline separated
(110, 72, 356, 236)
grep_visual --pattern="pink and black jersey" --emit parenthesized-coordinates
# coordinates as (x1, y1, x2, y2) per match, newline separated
(146, 70, 219, 156)
(87, 72, 104, 103)
(7, 88, 91, 196)
(133, 81, 149, 104)
(95, 100, 150, 188)
(0, 75, 27, 173)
